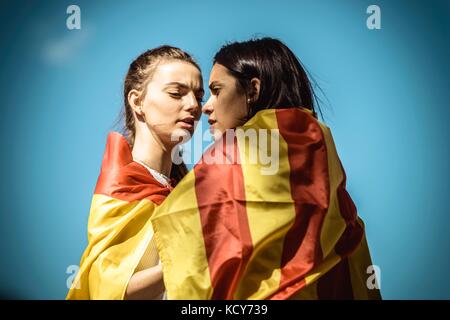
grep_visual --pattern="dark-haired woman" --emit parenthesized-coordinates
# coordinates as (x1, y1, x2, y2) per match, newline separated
(66, 46, 204, 300)
(151, 38, 381, 300)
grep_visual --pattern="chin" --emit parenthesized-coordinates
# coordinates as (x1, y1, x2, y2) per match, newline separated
(170, 127, 193, 144)
(210, 127, 225, 141)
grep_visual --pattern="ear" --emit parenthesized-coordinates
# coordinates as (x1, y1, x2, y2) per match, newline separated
(249, 77, 261, 102)
(127, 89, 144, 117)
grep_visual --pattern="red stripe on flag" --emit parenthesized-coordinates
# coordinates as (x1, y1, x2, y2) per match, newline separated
(94, 132, 170, 204)
(335, 189, 364, 255)
(274, 109, 330, 297)
(194, 136, 253, 299)
(317, 257, 354, 299)
(315, 165, 364, 299)
(335, 167, 364, 256)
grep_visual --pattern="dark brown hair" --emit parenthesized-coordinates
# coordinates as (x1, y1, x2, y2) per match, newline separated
(214, 37, 322, 120)
(122, 45, 200, 183)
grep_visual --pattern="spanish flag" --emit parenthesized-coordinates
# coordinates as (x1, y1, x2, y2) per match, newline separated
(67, 132, 171, 299)
(151, 108, 381, 300)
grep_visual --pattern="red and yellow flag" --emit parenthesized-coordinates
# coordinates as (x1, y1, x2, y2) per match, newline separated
(151, 108, 381, 300)
(67, 132, 171, 300)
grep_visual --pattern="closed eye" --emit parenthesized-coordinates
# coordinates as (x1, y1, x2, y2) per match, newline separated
(169, 92, 182, 99)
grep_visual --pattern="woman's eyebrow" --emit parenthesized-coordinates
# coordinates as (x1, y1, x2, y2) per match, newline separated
(208, 81, 222, 90)
(164, 81, 188, 89)
(164, 81, 204, 95)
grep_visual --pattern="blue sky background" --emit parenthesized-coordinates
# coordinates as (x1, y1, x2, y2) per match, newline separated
(0, 0, 449, 299)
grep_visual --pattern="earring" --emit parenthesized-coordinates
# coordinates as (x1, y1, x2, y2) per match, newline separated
(247, 98, 251, 104)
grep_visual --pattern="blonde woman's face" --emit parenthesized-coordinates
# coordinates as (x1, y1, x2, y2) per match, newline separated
(202, 63, 249, 139)
(141, 60, 204, 145)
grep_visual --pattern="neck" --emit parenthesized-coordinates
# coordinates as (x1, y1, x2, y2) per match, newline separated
(131, 128, 173, 178)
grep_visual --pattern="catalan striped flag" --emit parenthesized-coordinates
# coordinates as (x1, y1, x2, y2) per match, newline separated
(67, 132, 171, 300)
(151, 108, 381, 300)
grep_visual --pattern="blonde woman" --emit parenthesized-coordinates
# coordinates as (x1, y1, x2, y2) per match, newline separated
(67, 46, 204, 300)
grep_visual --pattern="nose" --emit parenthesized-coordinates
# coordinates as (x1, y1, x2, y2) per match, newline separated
(202, 96, 213, 115)
(184, 92, 201, 117)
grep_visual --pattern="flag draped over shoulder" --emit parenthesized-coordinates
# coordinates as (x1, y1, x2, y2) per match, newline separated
(151, 108, 381, 300)
(67, 132, 171, 300)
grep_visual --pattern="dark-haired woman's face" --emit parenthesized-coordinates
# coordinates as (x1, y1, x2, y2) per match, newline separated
(202, 63, 249, 139)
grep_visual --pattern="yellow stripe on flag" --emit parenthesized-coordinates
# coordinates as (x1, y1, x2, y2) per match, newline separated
(233, 110, 297, 299)
(151, 170, 213, 299)
(68, 194, 157, 300)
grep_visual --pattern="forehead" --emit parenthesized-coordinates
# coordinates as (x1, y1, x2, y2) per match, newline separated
(152, 60, 202, 86)
(209, 63, 234, 83)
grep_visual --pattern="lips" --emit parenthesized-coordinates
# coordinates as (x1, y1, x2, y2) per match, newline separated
(208, 119, 217, 133)
(180, 116, 195, 125)
(178, 116, 196, 132)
